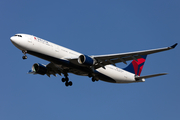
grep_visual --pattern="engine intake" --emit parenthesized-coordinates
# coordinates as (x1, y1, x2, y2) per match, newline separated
(32, 63, 47, 75)
(78, 54, 95, 66)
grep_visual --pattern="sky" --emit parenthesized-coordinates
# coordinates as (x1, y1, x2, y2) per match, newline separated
(0, 0, 180, 120)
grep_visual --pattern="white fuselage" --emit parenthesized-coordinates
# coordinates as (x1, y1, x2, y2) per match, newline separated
(10, 34, 143, 83)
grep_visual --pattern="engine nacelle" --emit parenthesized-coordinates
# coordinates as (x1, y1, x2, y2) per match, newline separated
(32, 63, 47, 75)
(78, 54, 95, 66)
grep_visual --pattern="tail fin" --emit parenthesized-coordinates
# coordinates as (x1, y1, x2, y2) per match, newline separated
(123, 55, 147, 76)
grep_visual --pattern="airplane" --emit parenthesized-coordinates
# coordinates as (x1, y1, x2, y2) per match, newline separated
(10, 33, 178, 87)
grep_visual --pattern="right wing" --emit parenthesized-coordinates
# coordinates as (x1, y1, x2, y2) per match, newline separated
(91, 43, 178, 68)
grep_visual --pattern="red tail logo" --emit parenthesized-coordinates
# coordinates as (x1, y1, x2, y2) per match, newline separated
(123, 55, 147, 76)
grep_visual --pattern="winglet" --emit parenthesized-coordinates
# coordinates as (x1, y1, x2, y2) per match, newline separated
(170, 43, 178, 49)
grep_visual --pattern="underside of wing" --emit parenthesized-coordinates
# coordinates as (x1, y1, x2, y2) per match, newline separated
(45, 62, 64, 77)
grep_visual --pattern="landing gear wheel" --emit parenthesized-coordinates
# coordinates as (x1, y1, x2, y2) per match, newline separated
(62, 78, 66, 82)
(22, 50, 27, 60)
(65, 82, 69, 87)
(65, 81, 73, 87)
(22, 56, 27, 59)
(92, 77, 96, 82)
(68, 81, 73, 86)
(62, 73, 73, 87)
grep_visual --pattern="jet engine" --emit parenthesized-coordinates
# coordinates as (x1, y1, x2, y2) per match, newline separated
(78, 54, 95, 66)
(32, 63, 47, 75)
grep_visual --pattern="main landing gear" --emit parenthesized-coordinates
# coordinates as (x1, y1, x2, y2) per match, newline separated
(61, 75, 72, 87)
(92, 77, 99, 82)
(22, 50, 27, 60)
(89, 73, 99, 82)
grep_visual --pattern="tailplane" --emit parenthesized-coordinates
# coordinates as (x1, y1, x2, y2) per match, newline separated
(123, 55, 147, 76)
(135, 73, 168, 80)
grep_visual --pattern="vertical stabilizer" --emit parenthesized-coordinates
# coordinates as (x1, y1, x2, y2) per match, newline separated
(123, 55, 147, 76)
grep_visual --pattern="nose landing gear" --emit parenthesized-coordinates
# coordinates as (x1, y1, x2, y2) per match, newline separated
(22, 56, 27, 59)
(22, 50, 27, 60)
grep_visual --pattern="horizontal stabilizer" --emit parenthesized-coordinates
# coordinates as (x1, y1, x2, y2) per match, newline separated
(135, 73, 168, 80)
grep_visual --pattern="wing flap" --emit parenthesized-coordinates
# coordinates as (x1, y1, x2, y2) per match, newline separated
(46, 62, 64, 77)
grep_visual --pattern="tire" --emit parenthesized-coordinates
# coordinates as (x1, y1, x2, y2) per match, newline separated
(62, 78, 66, 82)
(65, 82, 69, 87)
(22, 56, 27, 59)
(69, 81, 73, 86)
(92, 78, 96, 82)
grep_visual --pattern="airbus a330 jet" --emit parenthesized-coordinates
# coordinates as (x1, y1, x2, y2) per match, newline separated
(10, 34, 177, 86)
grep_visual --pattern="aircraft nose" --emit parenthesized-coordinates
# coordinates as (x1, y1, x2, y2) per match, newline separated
(10, 36, 19, 45)
(10, 36, 14, 42)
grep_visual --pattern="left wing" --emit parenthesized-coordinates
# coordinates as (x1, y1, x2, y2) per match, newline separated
(91, 43, 177, 68)
(28, 62, 64, 77)
(45, 63, 64, 77)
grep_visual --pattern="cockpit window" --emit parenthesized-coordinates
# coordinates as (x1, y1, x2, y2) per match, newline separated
(14, 35, 22, 37)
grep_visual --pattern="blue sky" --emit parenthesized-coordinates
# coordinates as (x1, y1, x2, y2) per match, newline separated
(1, 0, 180, 120)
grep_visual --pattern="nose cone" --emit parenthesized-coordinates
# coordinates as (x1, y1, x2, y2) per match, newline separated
(10, 36, 13, 41)
(10, 36, 21, 49)
(10, 34, 27, 51)
(10, 36, 19, 44)
(10, 36, 16, 43)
